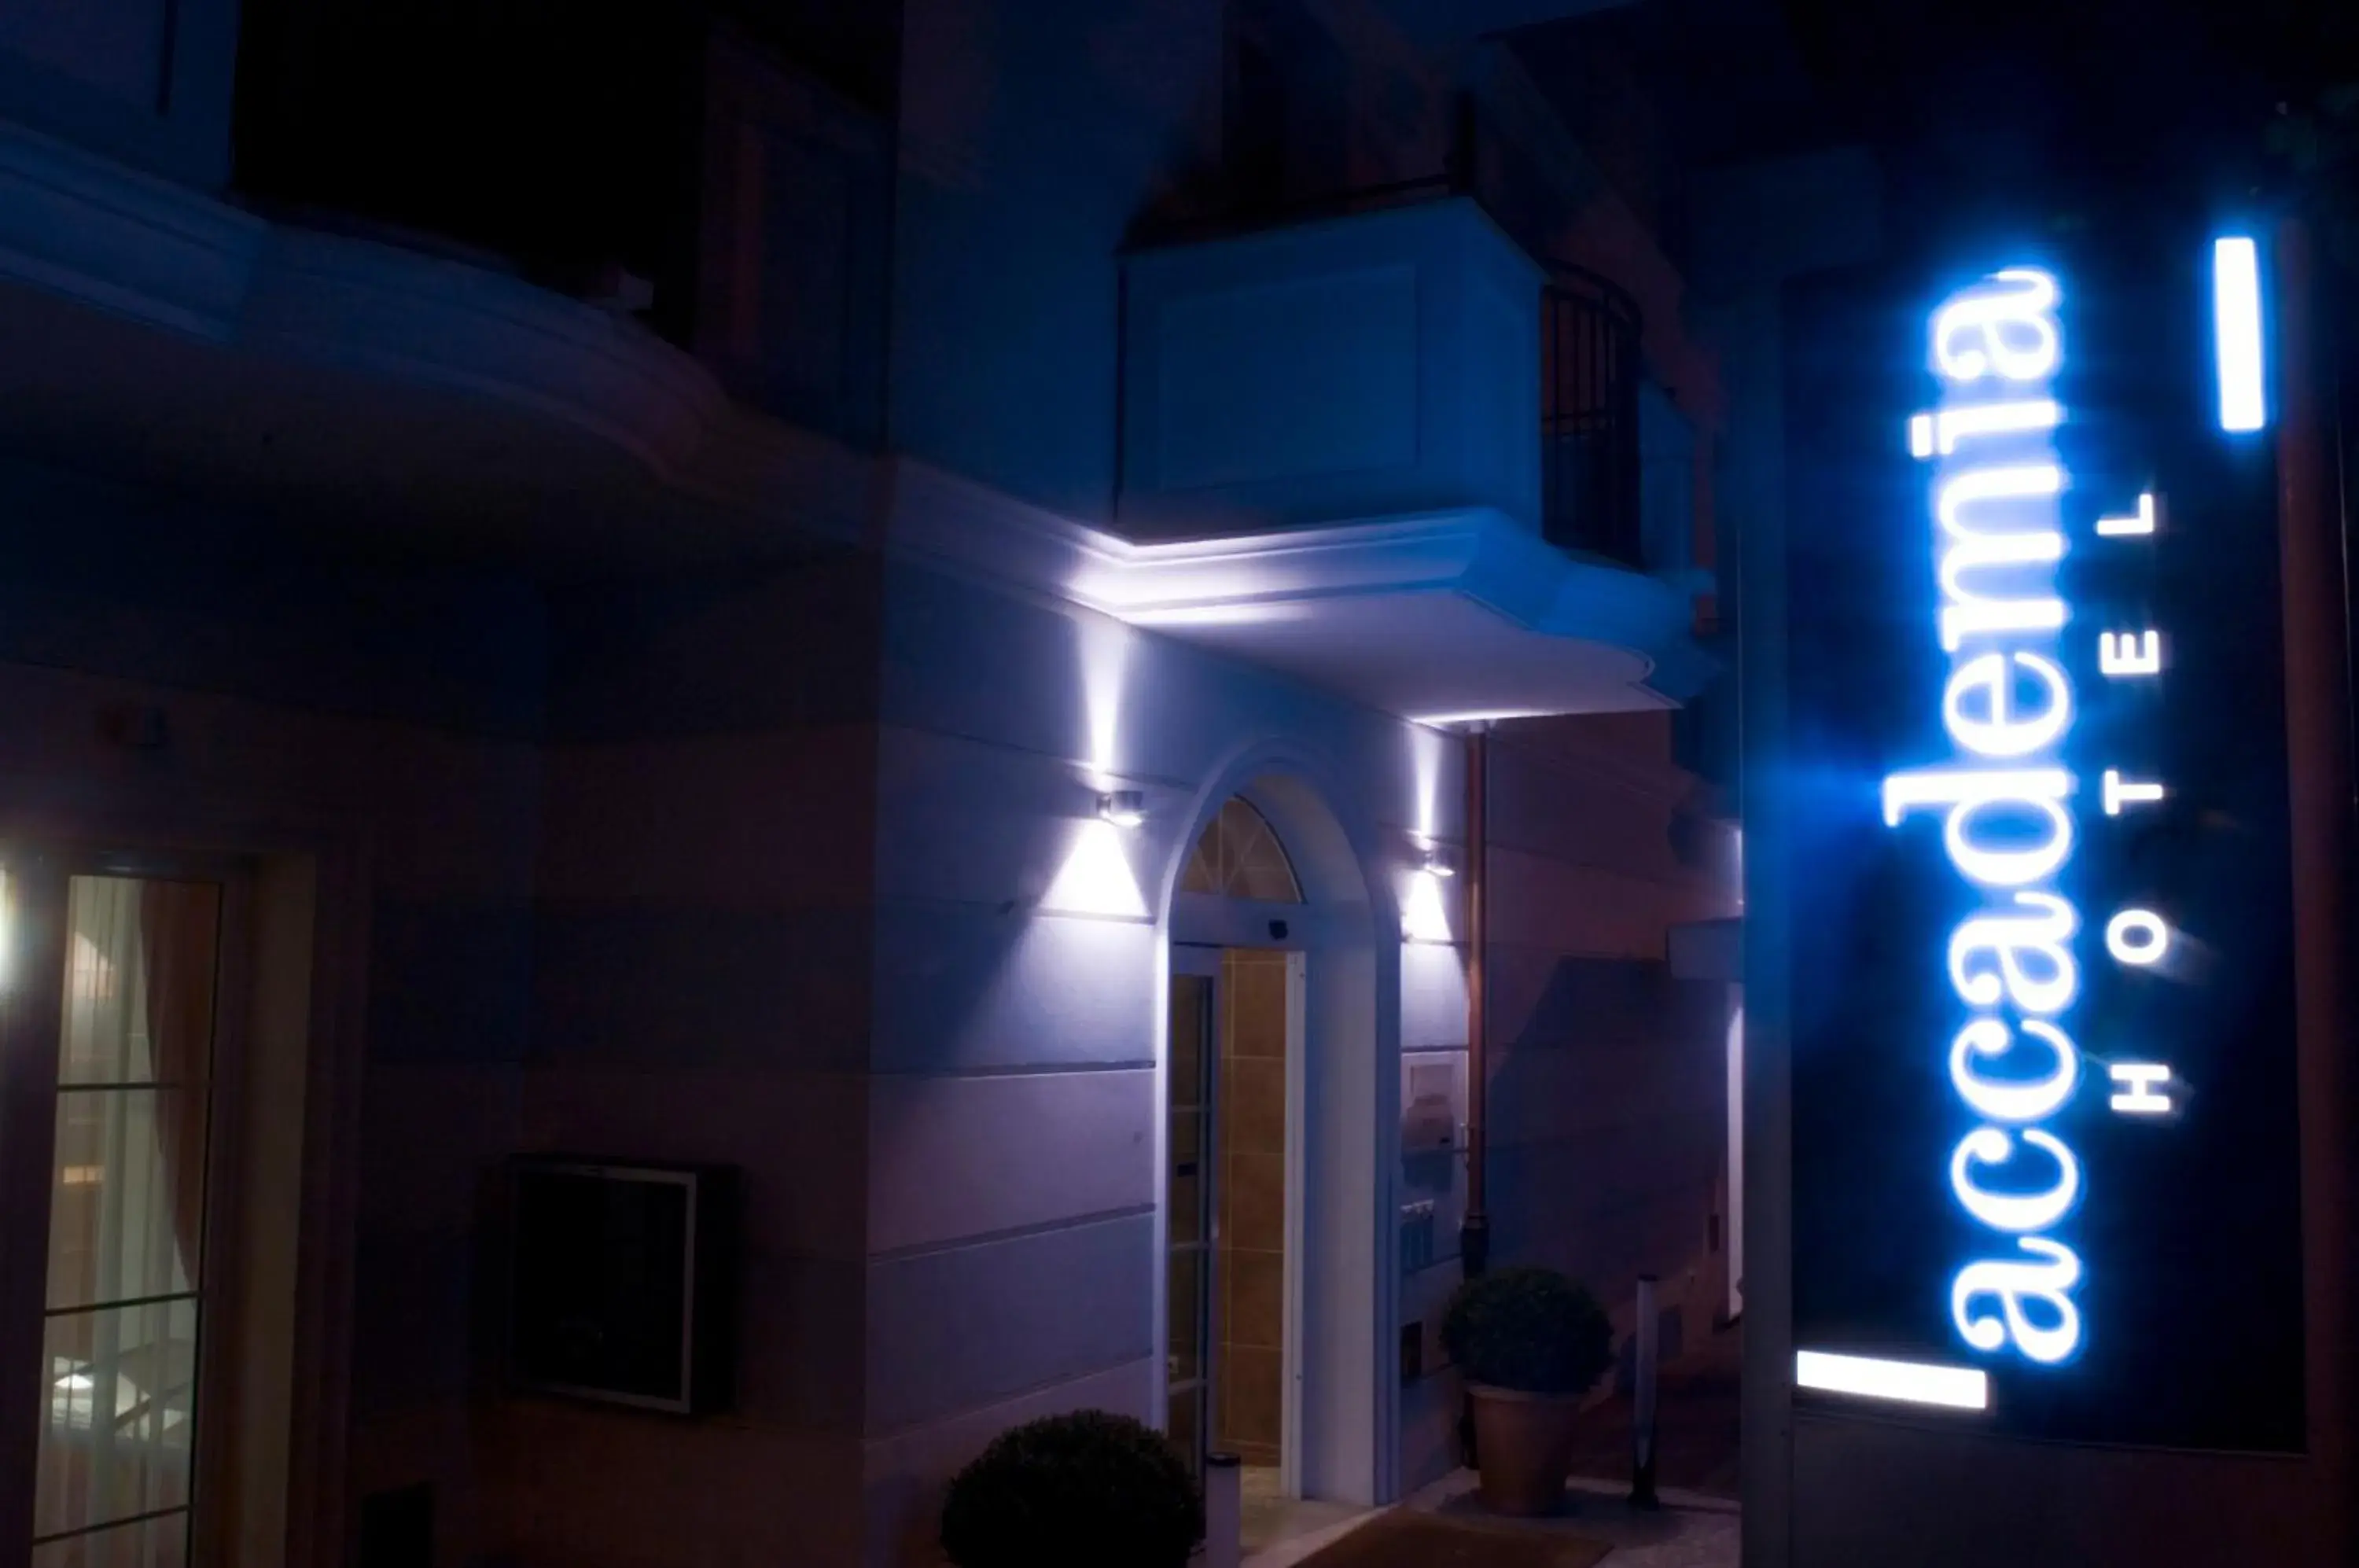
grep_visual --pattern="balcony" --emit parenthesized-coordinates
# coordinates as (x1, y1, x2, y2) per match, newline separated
(234, 3, 892, 448)
(0, 0, 896, 454)
(0, 0, 239, 188)
(1121, 194, 1541, 539)
(0, 7, 895, 569)
(1110, 193, 1710, 720)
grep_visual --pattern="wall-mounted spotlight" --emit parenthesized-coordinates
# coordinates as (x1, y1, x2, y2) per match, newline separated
(1099, 790, 1146, 829)
(1421, 848, 1456, 878)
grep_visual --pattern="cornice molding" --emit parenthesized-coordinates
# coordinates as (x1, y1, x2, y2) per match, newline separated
(0, 118, 878, 548)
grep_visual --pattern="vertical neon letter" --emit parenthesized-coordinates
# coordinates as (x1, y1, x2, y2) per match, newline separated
(2214, 236, 2266, 433)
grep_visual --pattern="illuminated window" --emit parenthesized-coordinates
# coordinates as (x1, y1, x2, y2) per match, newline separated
(25, 874, 224, 1567)
(66, 935, 115, 1003)
(1180, 797, 1303, 904)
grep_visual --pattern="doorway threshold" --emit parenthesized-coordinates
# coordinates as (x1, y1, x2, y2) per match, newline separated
(1240, 1498, 1382, 1568)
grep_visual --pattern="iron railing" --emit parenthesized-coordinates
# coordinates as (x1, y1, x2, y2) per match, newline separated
(1541, 262, 1645, 567)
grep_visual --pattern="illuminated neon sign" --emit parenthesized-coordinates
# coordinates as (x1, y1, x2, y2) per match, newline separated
(1882, 264, 2183, 1370)
(1787, 234, 2306, 1450)
(2214, 237, 2267, 432)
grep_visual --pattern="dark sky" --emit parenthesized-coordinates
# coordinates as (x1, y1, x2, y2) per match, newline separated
(1518, 0, 2359, 243)
(1780, 0, 2359, 220)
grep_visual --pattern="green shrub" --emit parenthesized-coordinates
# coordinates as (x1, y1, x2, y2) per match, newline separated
(940, 1409, 1204, 1568)
(1441, 1266, 1614, 1396)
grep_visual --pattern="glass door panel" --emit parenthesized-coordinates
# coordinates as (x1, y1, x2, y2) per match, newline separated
(28, 878, 219, 1568)
(1165, 956, 1217, 1478)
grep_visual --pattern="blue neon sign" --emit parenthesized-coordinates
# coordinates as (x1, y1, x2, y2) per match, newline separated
(2214, 236, 2267, 433)
(1785, 237, 2306, 1449)
(1883, 264, 2188, 1367)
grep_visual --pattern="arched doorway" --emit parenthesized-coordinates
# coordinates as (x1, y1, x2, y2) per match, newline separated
(1157, 767, 1394, 1525)
(1164, 797, 1304, 1493)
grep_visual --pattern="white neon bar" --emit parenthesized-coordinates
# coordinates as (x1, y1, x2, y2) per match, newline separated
(1795, 1349, 1990, 1411)
(2214, 236, 2266, 433)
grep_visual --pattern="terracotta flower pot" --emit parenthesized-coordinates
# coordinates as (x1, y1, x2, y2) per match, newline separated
(1466, 1383, 1581, 1517)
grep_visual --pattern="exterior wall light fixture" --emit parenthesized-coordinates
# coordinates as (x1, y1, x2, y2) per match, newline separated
(1422, 848, 1456, 878)
(1099, 790, 1146, 828)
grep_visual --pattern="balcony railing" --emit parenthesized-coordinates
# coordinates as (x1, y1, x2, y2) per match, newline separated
(1541, 263, 1644, 567)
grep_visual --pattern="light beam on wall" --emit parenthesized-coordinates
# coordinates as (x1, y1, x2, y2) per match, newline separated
(1042, 819, 1150, 919)
(1400, 867, 1453, 944)
(2213, 236, 2266, 433)
(1410, 725, 1445, 845)
(1413, 708, 1557, 727)
(1078, 615, 1132, 790)
(1124, 602, 1312, 629)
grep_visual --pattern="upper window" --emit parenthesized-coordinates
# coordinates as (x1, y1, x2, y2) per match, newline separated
(1180, 797, 1303, 904)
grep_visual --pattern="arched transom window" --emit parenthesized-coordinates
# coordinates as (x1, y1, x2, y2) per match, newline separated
(1180, 796, 1303, 903)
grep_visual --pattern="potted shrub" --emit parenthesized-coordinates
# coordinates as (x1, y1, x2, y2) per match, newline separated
(1441, 1266, 1614, 1516)
(940, 1409, 1203, 1568)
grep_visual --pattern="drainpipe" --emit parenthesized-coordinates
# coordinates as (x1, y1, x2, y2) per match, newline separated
(1461, 723, 1491, 1281)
